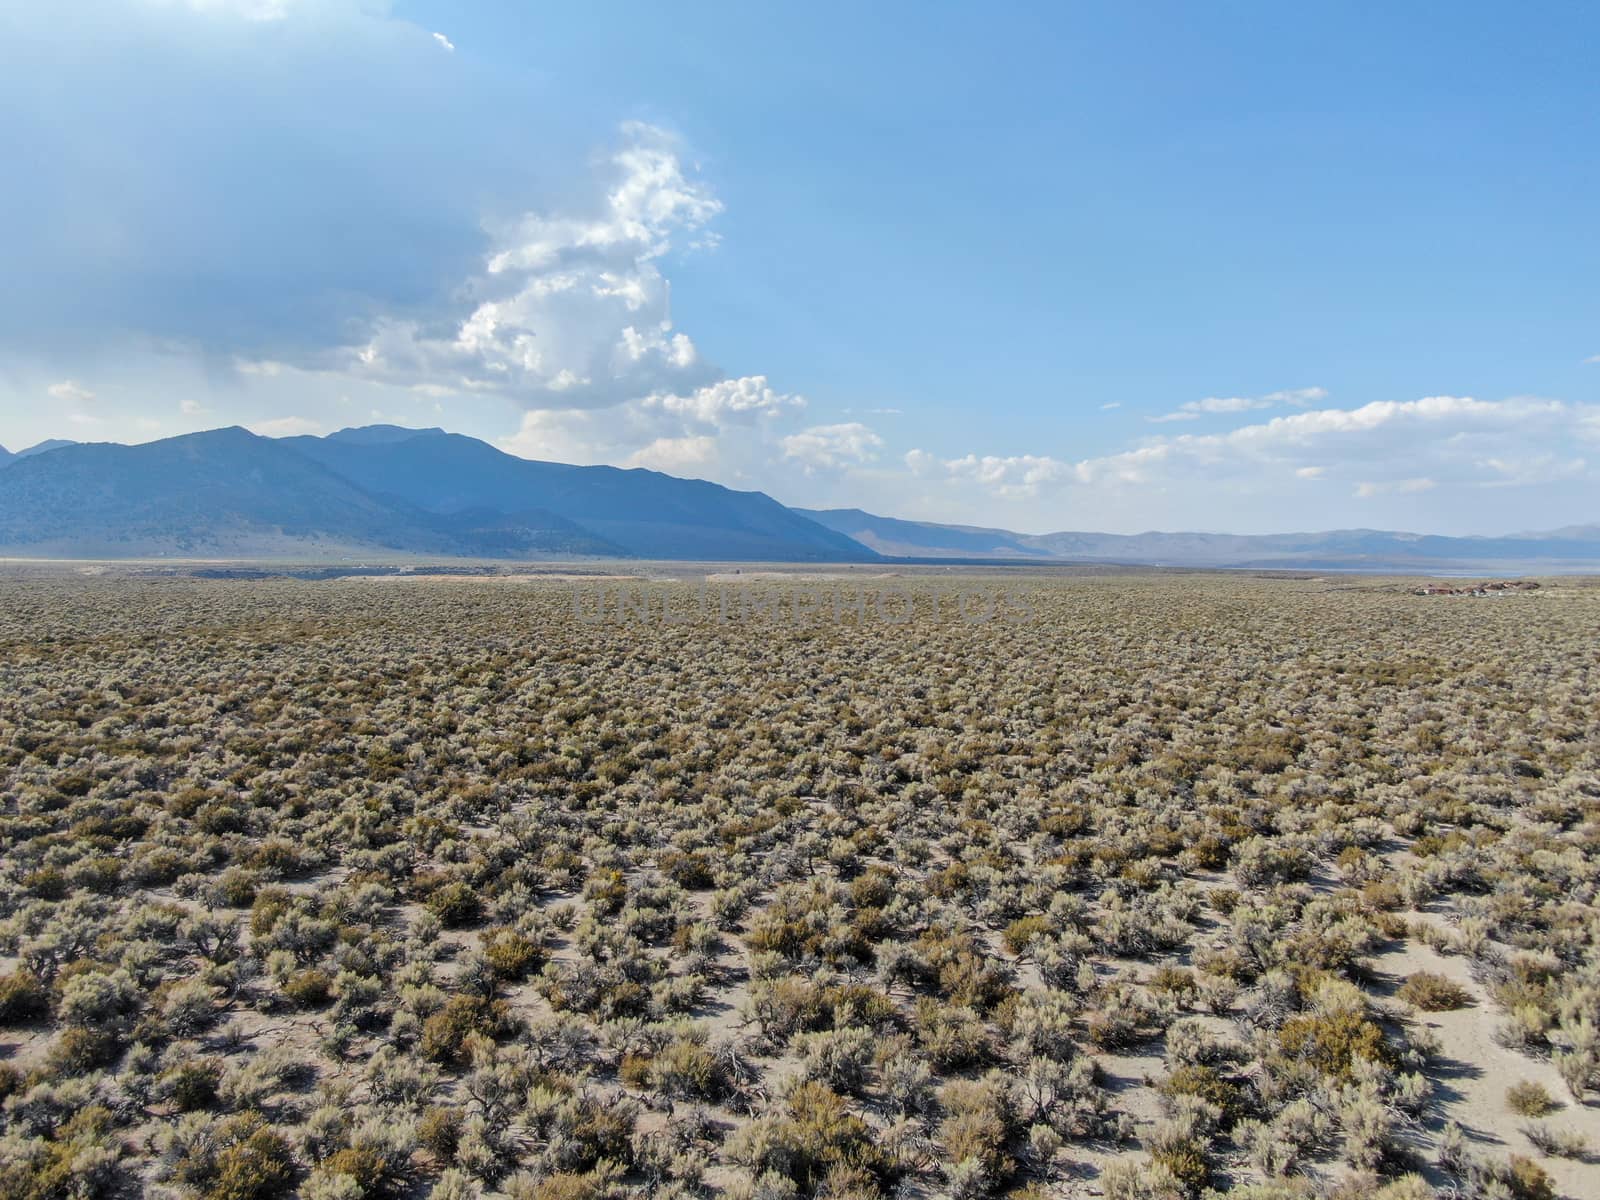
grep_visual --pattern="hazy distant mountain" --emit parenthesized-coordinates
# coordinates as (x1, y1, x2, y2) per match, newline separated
(0, 425, 875, 562)
(799, 507, 1600, 571)
(793, 509, 1042, 558)
(14, 438, 79, 460)
(0, 438, 79, 468)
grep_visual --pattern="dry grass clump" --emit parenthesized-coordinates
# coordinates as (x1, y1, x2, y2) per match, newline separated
(0, 569, 1596, 1197)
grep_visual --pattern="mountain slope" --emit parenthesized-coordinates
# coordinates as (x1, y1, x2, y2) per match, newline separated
(0, 424, 875, 562)
(0, 445, 11, 469)
(286, 427, 874, 561)
(0, 428, 621, 558)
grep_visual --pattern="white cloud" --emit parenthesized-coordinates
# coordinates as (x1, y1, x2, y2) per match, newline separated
(47, 380, 94, 404)
(180, 398, 210, 416)
(431, 32, 454, 52)
(625, 435, 718, 474)
(1585, 355, 1600, 365)
(339, 123, 726, 410)
(1477, 455, 1587, 487)
(781, 423, 884, 472)
(497, 373, 806, 473)
(1099, 401, 1122, 411)
(67, 413, 104, 427)
(932, 452, 1073, 498)
(1149, 389, 1323, 424)
(908, 395, 1599, 509)
(1264, 387, 1328, 406)
(642, 376, 802, 425)
(249, 415, 322, 437)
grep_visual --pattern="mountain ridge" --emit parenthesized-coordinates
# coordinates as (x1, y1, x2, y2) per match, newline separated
(0, 426, 875, 562)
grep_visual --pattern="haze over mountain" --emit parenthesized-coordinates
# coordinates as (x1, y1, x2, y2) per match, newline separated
(797, 508, 1600, 572)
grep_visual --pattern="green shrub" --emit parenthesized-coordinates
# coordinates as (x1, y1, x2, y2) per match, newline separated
(317, 1146, 389, 1197)
(483, 929, 543, 980)
(1159, 1065, 1244, 1126)
(283, 969, 333, 1009)
(1150, 1140, 1209, 1193)
(659, 850, 716, 889)
(651, 1038, 720, 1100)
(1001, 915, 1052, 956)
(164, 1059, 224, 1111)
(1275, 1008, 1391, 1082)
(1397, 972, 1471, 1011)
(48, 1025, 123, 1073)
(0, 969, 49, 1025)
(424, 882, 483, 928)
(939, 1077, 1015, 1188)
(205, 1124, 297, 1200)
(727, 1081, 890, 1195)
(417, 1106, 463, 1163)
(420, 995, 504, 1065)
(1506, 1080, 1560, 1117)
(1504, 1154, 1555, 1200)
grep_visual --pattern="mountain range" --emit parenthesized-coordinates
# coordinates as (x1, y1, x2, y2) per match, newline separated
(797, 508, 1600, 571)
(1, 425, 1596, 570)
(0, 427, 870, 561)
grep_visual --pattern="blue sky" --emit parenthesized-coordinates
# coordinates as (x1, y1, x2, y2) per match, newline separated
(1, 1, 1597, 534)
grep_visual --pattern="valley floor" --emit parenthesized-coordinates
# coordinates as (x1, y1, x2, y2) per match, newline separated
(1, 570, 1597, 1200)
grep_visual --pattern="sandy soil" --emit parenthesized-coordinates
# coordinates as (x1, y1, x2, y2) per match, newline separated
(1369, 932, 1600, 1198)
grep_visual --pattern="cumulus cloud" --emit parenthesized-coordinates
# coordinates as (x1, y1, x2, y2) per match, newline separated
(1264, 387, 1328, 406)
(431, 32, 455, 52)
(47, 380, 95, 404)
(625, 435, 718, 474)
(642, 375, 802, 425)
(781, 423, 885, 472)
(498, 373, 805, 471)
(910, 395, 1598, 509)
(334, 123, 725, 410)
(1149, 387, 1326, 423)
